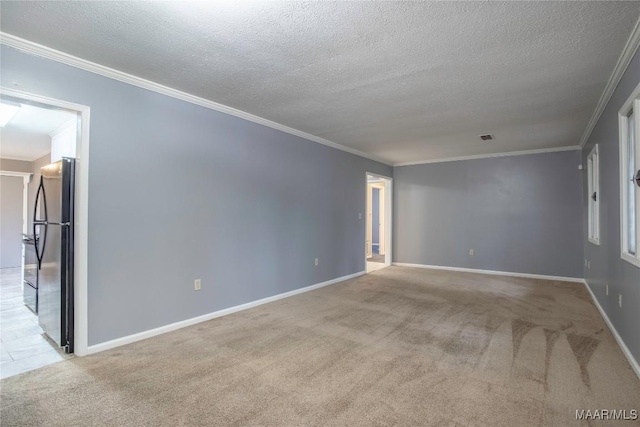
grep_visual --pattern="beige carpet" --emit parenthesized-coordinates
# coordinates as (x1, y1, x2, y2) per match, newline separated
(1, 266, 639, 426)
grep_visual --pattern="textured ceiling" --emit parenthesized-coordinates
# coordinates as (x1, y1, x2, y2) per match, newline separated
(1, 1, 639, 164)
(0, 103, 75, 161)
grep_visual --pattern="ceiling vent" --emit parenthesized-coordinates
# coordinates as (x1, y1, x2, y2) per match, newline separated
(479, 134, 494, 141)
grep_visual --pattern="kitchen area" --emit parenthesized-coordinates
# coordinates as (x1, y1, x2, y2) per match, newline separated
(0, 99, 78, 378)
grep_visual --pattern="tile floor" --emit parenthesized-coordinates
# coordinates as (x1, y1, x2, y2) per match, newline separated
(0, 267, 69, 379)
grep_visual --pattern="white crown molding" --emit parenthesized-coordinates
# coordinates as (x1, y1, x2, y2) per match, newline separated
(87, 270, 364, 354)
(49, 116, 76, 138)
(0, 155, 34, 162)
(393, 145, 581, 167)
(0, 32, 392, 166)
(0, 149, 50, 162)
(578, 17, 640, 148)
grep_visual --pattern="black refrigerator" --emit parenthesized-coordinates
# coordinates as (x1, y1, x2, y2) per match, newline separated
(33, 158, 75, 353)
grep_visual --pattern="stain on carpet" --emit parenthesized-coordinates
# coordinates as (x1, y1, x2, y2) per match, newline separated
(543, 328, 561, 391)
(511, 319, 538, 360)
(566, 333, 600, 389)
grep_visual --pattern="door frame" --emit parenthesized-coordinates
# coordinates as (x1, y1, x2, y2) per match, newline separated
(365, 172, 393, 270)
(366, 182, 385, 258)
(0, 170, 32, 277)
(1, 87, 91, 357)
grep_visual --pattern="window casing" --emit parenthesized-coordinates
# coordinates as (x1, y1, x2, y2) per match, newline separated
(619, 83, 640, 268)
(588, 145, 600, 245)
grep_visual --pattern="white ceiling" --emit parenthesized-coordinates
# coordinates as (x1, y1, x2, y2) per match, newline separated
(1, 2, 639, 164)
(0, 103, 76, 161)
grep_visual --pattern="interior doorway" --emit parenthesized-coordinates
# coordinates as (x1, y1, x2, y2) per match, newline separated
(0, 89, 90, 377)
(366, 173, 392, 273)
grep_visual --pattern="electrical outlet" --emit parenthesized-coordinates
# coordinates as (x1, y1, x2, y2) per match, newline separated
(619, 294, 622, 308)
(358, 212, 362, 220)
(194, 279, 201, 291)
(606, 284, 609, 296)
(314, 258, 318, 266)
(587, 261, 591, 269)
(469, 249, 474, 256)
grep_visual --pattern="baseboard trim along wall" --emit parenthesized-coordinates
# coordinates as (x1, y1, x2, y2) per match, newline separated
(583, 280, 640, 379)
(392, 263, 584, 283)
(87, 271, 365, 355)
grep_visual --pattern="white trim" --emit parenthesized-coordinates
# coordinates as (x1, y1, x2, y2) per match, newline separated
(583, 279, 640, 379)
(30, 149, 51, 162)
(0, 87, 91, 357)
(87, 271, 365, 354)
(587, 144, 600, 245)
(0, 150, 50, 162)
(0, 155, 33, 162)
(366, 172, 393, 271)
(0, 32, 391, 167)
(621, 252, 640, 269)
(393, 146, 581, 167)
(392, 263, 584, 283)
(0, 170, 32, 179)
(390, 262, 640, 378)
(578, 17, 640, 148)
(618, 83, 640, 269)
(49, 117, 77, 138)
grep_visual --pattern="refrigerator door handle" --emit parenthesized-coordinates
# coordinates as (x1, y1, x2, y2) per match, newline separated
(33, 175, 48, 224)
(33, 176, 49, 269)
(33, 223, 47, 269)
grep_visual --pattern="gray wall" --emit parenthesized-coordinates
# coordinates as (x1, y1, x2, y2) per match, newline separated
(582, 47, 640, 364)
(0, 158, 32, 173)
(0, 45, 391, 346)
(393, 150, 584, 278)
(0, 175, 24, 268)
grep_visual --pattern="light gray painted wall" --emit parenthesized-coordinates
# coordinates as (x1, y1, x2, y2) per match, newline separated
(0, 175, 24, 268)
(582, 47, 640, 364)
(0, 45, 391, 345)
(393, 150, 583, 278)
(0, 158, 31, 173)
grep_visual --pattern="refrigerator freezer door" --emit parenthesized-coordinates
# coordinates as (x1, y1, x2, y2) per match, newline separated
(40, 161, 63, 224)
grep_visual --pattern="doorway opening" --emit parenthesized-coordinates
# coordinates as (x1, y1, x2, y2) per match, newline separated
(366, 173, 392, 273)
(0, 89, 89, 377)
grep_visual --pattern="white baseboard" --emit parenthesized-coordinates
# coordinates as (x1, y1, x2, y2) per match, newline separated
(391, 262, 639, 378)
(392, 262, 584, 283)
(583, 280, 640, 379)
(87, 271, 365, 355)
